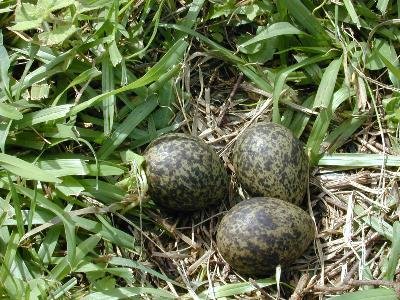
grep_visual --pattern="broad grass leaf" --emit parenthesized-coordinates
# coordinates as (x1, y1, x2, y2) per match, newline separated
(108, 40, 122, 67)
(307, 57, 343, 164)
(8, 175, 24, 237)
(16, 104, 73, 128)
(39, 0, 76, 12)
(38, 25, 78, 46)
(307, 108, 331, 164)
(289, 95, 315, 138)
(343, 0, 361, 28)
(0, 153, 61, 183)
(0, 103, 23, 120)
(239, 22, 304, 48)
(377, 0, 389, 14)
(82, 287, 176, 300)
(81, 179, 125, 204)
(365, 39, 398, 70)
(377, 51, 400, 88)
(0, 120, 12, 153)
(178, 0, 205, 32)
(10, 3, 43, 31)
(55, 176, 85, 196)
(10, 49, 74, 95)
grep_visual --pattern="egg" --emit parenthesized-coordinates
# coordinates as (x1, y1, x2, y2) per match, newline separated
(144, 133, 229, 211)
(232, 122, 309, 205)
(216, 197, 315, 276)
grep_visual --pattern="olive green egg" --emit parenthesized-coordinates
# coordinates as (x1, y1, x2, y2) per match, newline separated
(232, 122, 309, 205)
(216, 197, 315, 276)
(144, 133, 229, 211)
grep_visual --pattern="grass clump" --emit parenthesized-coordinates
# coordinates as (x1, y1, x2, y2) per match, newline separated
(0, 0, 400, 299)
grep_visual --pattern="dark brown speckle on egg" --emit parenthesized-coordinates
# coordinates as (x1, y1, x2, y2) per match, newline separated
(232, 122, 309, 205)
(216, 197, 315, 276)
(144, 133, 229, 211)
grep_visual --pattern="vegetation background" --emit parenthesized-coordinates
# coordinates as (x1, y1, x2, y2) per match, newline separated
(0, 0, 400, 299)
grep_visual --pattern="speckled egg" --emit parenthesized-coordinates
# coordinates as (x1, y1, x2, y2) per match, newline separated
(216, 197, 315, 276)
(232, 122, 308, 205)
(144, 133, 229, 211)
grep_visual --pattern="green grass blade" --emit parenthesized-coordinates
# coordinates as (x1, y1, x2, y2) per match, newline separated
(313, 57, 342, 108)
(80, 179, 125, 205)
(15, 186, 76, 267)
(69, 39, 188, 116)
(328, 288, 397, 300)
(0, 103, 23, 120)
(377, 0, 389, 15)
(307, 57, 343, 163)
(282, 0, 328, 40)
(109, 257, 181, 286)
(72, 216, 138, 251)
(383, 221, 400, 280)
(318, 153, 400, 167)
(198, 278, 276, 299)
(343, 0, 361, 28)
(353, 204, 393, 242)
(0, 30, 11, 94)
(0, 232, 25, 298)
(272, 52, 335, 123)
(97, 96, 158, 159)
(38, 226, 62, 264)
(7, 175, 24, 237)
(49, 278, 77, 299)
(16, 104, 72, 129)
(52, 67, 101, 106)
(306, 108, 331, 164)
(82, 287, 176, 300)
(36, 158, 124, 177)
(323, 111, 369, 153)
(0, 153, 61, 183)
(49, 235, 101, 281)
(289, 95, 315, 138)
(126, 0, 165, 59)
(0, 120, 12, 153)
(240, 22, 304, 48)
(102, 56, 115, 135)
(377, 51, 400, 87)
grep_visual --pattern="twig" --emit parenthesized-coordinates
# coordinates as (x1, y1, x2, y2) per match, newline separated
(290, 273, 310, 300)
(216, 73, 243, 126)
(313, 279, 400, 295)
